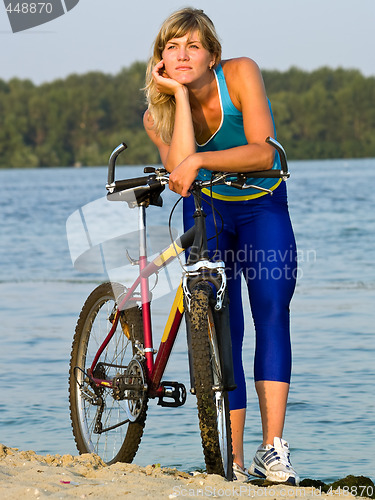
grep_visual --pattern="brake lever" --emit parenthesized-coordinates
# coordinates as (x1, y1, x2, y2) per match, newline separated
(225, 179, 273, 195)
(144, 166, 168, 176)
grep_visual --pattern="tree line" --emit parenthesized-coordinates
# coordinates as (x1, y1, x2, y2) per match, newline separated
(0, 62, 374, 168)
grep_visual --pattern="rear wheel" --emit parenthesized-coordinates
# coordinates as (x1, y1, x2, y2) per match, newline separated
(188, 282, 233, 479)
(69, 282, 147, 464)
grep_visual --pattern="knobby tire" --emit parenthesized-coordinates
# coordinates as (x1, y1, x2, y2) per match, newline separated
(69, 282, 147, 465)
(188, 282, 233, 480)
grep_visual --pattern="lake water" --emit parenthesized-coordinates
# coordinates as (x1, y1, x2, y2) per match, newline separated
(0, 159, 374, 483)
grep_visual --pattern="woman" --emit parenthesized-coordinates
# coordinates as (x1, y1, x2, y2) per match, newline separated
(143, 7, 299, 485)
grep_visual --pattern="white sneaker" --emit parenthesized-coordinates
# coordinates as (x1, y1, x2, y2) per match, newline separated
(248, 437, 300, 485)
(233, 462, 251, 482)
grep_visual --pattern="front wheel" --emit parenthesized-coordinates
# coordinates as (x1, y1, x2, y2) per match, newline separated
(187, 282, 233, 480)
(69, 282, 147, 464)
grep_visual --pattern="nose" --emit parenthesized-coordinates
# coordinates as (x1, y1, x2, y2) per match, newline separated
(177, 47, 189, 61)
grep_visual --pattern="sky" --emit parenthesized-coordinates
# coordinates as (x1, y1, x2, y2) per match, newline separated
(0, 0, 375, 84)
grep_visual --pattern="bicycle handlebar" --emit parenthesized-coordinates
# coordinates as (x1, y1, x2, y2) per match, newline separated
(106, 136, 289, 194)
(266, 136, 288, 175)
(107, 142, 127, 185)
(110, 176, 150, 191)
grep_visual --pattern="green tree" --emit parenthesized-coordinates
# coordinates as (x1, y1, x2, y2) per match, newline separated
(0, 64, 374, 168)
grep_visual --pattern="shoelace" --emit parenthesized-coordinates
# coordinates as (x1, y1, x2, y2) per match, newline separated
(262, 446, 291, 468)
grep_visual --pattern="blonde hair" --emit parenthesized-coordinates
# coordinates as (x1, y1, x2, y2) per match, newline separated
(144, 7, 222, 144)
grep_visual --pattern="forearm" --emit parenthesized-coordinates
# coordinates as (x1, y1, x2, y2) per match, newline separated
(168, 142, 275, 197)
(195, 143, 275, 173)
(164, 87, 196, 172)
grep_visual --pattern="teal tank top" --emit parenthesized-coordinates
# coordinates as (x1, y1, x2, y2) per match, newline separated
(196, 63, 281, 200)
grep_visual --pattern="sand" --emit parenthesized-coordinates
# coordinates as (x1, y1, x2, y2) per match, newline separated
(0, 443, 373, 500)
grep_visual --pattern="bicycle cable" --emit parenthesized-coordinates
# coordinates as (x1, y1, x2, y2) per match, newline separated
(168, 194, 187, 271)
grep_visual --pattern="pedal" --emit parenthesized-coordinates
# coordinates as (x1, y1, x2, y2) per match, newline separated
(157, 381, 187, 408)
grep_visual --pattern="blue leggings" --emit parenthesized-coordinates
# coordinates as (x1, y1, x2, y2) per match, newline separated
(183, 182, 297, 411)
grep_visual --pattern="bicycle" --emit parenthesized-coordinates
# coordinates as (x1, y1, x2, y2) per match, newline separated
(68, 136, 289, 480)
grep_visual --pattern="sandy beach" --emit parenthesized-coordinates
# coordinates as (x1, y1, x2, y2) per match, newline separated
(1, 444, 374, 500)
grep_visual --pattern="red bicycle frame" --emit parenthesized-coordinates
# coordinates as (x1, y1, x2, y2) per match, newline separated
(88, 203, 188, 399)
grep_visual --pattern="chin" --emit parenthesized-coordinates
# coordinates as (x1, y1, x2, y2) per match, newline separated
(174, 74, 195, 85)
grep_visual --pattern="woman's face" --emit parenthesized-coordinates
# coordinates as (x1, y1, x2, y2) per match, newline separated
(161, 30, 215, 86)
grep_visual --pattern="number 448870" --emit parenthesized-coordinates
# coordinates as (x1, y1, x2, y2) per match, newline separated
(326, 485, 374, 497)
(6, 3, 53, 14)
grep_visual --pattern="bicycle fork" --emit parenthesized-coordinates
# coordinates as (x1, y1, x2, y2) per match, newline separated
(183, 190, 236, 395)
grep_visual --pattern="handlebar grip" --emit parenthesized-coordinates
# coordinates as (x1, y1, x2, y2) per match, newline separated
(246, 170, 288, 178)
(107, 176, 150, 192)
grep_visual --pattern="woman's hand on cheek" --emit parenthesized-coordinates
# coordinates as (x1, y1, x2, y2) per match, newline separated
(169, 154, 201, 197)
(152, 60, 185, 96)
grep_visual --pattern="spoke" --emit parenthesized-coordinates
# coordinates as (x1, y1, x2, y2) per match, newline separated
(72, 286, 146, 463)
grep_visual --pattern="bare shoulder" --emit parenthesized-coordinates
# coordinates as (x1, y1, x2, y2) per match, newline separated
(222, 57, 260, 71)
(222, 57, 263, 85)
(221, 58, 266, 108)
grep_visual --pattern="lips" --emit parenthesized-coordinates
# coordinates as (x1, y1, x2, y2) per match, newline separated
(175, 66, 192, 71)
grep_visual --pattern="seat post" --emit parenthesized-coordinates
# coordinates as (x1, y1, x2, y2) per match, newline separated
(138, 203, 154, 374)
(138, 204, 147, 260)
